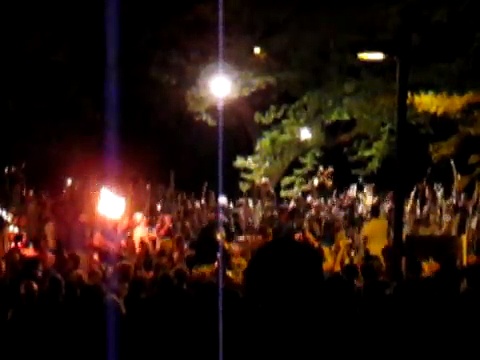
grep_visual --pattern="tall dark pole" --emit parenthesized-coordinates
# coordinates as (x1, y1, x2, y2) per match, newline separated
(392, 34, 410, 280)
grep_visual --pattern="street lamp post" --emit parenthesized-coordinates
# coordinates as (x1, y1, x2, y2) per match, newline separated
(208, 71, 232, 220)
(209, 77, 232, 232)
(208, 71, 231, 360)
(208, 73, 232, 204)
(393, 48, 410, 279)
(357, 38, 411, 279)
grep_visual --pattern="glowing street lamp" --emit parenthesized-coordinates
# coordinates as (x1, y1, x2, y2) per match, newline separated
(253, 46, 262, 56)
(357, 43, 410, 276)
(357, 51, 387, 62)
(97, 186, 126, 220)
(299, 127, 312, 141)
(209, 73, 232, 99)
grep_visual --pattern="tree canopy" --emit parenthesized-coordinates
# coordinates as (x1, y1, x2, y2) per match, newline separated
(176, 0, 480, 194)
(233, 76, 398, 192)
(414, 92, 480, 191)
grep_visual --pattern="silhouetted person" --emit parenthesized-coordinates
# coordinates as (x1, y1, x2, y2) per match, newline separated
(192, 221, 219, 266)
(244, 230, 324, 358)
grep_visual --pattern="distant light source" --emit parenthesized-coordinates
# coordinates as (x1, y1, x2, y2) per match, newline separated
(133, 212, 144, 223)
(66, 177, 73, 187)
(209, 73, 232, 99)
(218, 194, 228, 206)
(357, 51, 387, 62)
(253, 46, 262, 56)
(8, 224, 19, 234)
(299, 127, 312, 141)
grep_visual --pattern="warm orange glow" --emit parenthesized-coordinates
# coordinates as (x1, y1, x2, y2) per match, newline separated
(133, 211, 144, 223)
(409, 92, 480, 116)
(97, 187, 126, 220)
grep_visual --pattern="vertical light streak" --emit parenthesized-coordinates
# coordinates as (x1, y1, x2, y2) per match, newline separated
(216, 0, 225, 358)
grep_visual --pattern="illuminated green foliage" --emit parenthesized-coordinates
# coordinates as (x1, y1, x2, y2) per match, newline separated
(233, 76, 399, 194)
(178, 0, 480, 194)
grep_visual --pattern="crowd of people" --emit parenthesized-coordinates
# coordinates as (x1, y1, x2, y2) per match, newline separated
(0, 173, 479, 359)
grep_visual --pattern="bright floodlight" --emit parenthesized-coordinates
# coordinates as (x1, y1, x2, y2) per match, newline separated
(209, 73, 232, 99)
(357, 51, 386, 62)
(97, 186, 126, 220)
(253, 46, 262, 55)
(299, 127, 312, 141)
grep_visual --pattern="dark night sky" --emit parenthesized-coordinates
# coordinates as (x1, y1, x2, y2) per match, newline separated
(1, 0, 262, 195)
(1, 0, 479, 195)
